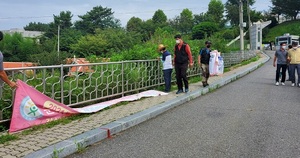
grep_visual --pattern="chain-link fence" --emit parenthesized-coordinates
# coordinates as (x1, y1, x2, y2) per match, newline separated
(0, 50, 257, 122)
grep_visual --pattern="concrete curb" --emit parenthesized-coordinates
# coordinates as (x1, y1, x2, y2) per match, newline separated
(25, 53, 270, 158)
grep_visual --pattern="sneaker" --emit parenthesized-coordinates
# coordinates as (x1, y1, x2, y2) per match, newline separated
(281, 82, 285, 86)
(298, 83, 300, 87)
(275, 82, 279, 86)
(185, 89, 189, 93)
(292, 83, 295, 87)
(176, 90, 183, 94)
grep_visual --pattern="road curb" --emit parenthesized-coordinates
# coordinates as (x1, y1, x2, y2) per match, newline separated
(25, 52, 270, 158)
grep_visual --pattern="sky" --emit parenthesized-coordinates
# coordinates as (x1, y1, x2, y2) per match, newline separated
(0, 0, 272, 30)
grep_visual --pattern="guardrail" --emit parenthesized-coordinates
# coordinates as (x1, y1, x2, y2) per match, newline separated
(0, 50, 257, 122)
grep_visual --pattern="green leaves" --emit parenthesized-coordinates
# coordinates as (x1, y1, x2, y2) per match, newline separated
(271, 0, 300, 20)
(74, 6, 121, 34)
(192, 22, 219, 39)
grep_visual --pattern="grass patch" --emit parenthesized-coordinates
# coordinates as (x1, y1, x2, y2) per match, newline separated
(240, 55, 260, 66)
(20, 114, 90, 135)
(0, 134, 19, 144)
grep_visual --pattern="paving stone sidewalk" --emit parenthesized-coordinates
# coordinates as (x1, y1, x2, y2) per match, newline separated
(0, 51, 269, 158)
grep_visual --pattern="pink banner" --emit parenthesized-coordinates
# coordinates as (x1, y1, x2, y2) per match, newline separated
(9, 80, 167, 133)
(9, 80, 79, 133)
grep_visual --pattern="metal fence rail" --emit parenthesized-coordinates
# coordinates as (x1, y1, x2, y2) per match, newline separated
(0, 50, 257, 122)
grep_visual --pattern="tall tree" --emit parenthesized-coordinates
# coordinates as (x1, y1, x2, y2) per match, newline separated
(152, 9, 168, 28)
(54, 11, 73, 29)
(225, 0, 255, 26)
(271, 0, 300, 20)
(74, 6, 121, 34)
(207, 0, 225, 24)
(126, 17, 143, 32)
(126, 17, 149, 42)
(178, 9, 194, 34)
(44, 11, 73, 39)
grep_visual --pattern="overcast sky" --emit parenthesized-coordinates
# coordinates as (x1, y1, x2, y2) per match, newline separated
(0, 0, 272, 30)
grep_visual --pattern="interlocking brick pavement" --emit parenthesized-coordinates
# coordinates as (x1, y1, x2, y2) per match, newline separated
(0, 51, 269, 158)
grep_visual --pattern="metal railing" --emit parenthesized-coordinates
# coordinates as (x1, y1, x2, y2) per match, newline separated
(0, 50, 257, 122)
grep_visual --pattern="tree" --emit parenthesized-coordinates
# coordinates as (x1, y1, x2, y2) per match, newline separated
(207, 0, 225, 24)
(178, 9, 194, 34)
(0, 33, 39, 61)
(192, 22, 219, 39)
(194, 13, 209, 25)
(152, 9, 168, 28)
(24, 22, 49, 32)
(225, 0, 255, 26)
(59, 29, 83, 52)
(96, 28, 142, 54)
(249, 10, 264, 24)
(44, 11, 73, 39)
(126, 17, 143, 32)
(141, 19, 156, 42)
(74, 6, 121, 34)
(271, 0, 300, 20)
(54, 11, 73, 29)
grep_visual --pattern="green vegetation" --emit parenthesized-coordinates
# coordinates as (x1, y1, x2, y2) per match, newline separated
(20, 114, 90, 135)
(0, 134, 19, 144)
(264, 20, 300, 42)
(52, 147, 65, 158)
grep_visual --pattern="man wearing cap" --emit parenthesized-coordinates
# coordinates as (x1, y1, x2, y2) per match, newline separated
(287, 41, 300, 87)
(173, 35, 193, 94)
(0, 31, 17, 88)
(158, 44, 173, 92)
(198, 41, 212, 87)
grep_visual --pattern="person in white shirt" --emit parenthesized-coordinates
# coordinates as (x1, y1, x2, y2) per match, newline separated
(158, 44, 173, 92)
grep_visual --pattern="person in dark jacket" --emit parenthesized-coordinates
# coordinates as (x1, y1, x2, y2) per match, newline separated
(198, 41, 212, 87)
(173, 35, 193, 94)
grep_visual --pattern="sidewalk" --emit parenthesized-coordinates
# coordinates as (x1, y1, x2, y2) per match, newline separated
(1, 51, 270, 158)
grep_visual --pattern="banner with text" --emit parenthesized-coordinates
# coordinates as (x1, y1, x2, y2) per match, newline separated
(9, 80, 167, 133)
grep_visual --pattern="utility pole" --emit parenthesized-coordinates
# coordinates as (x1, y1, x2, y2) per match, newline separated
(239, 0, 244, 56)
(57, 24, 60, 57)
(247, 0, 252, 50)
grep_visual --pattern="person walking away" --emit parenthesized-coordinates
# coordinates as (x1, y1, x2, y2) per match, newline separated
(0, 31, 17, 88)
(273, 43, 288, 86)
(287, 41, 300, 87)
(158, 44, 173, 92)
(173, 35, 193, 94)
(198, 41, 212, 87)
(286, 45, 293, 81)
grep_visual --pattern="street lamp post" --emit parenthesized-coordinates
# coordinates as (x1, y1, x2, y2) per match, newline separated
(57, 24, 60, 57)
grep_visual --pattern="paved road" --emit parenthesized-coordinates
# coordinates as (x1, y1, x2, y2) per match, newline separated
(68, 52, 300, 158)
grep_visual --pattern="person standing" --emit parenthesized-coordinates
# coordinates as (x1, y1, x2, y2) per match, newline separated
(269, 41, 273, 50)
(0, 31, 17, 88)
(287, 41, 300, 87)
(286, 45, 293, 81)
(273, 42, 288, 86)
(198, 41, 212, 87)
(158, 44, 173, 92)
(173, 35, 193, 94)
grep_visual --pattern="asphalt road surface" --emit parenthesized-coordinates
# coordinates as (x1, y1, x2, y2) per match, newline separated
(68, 51, 300, 158)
